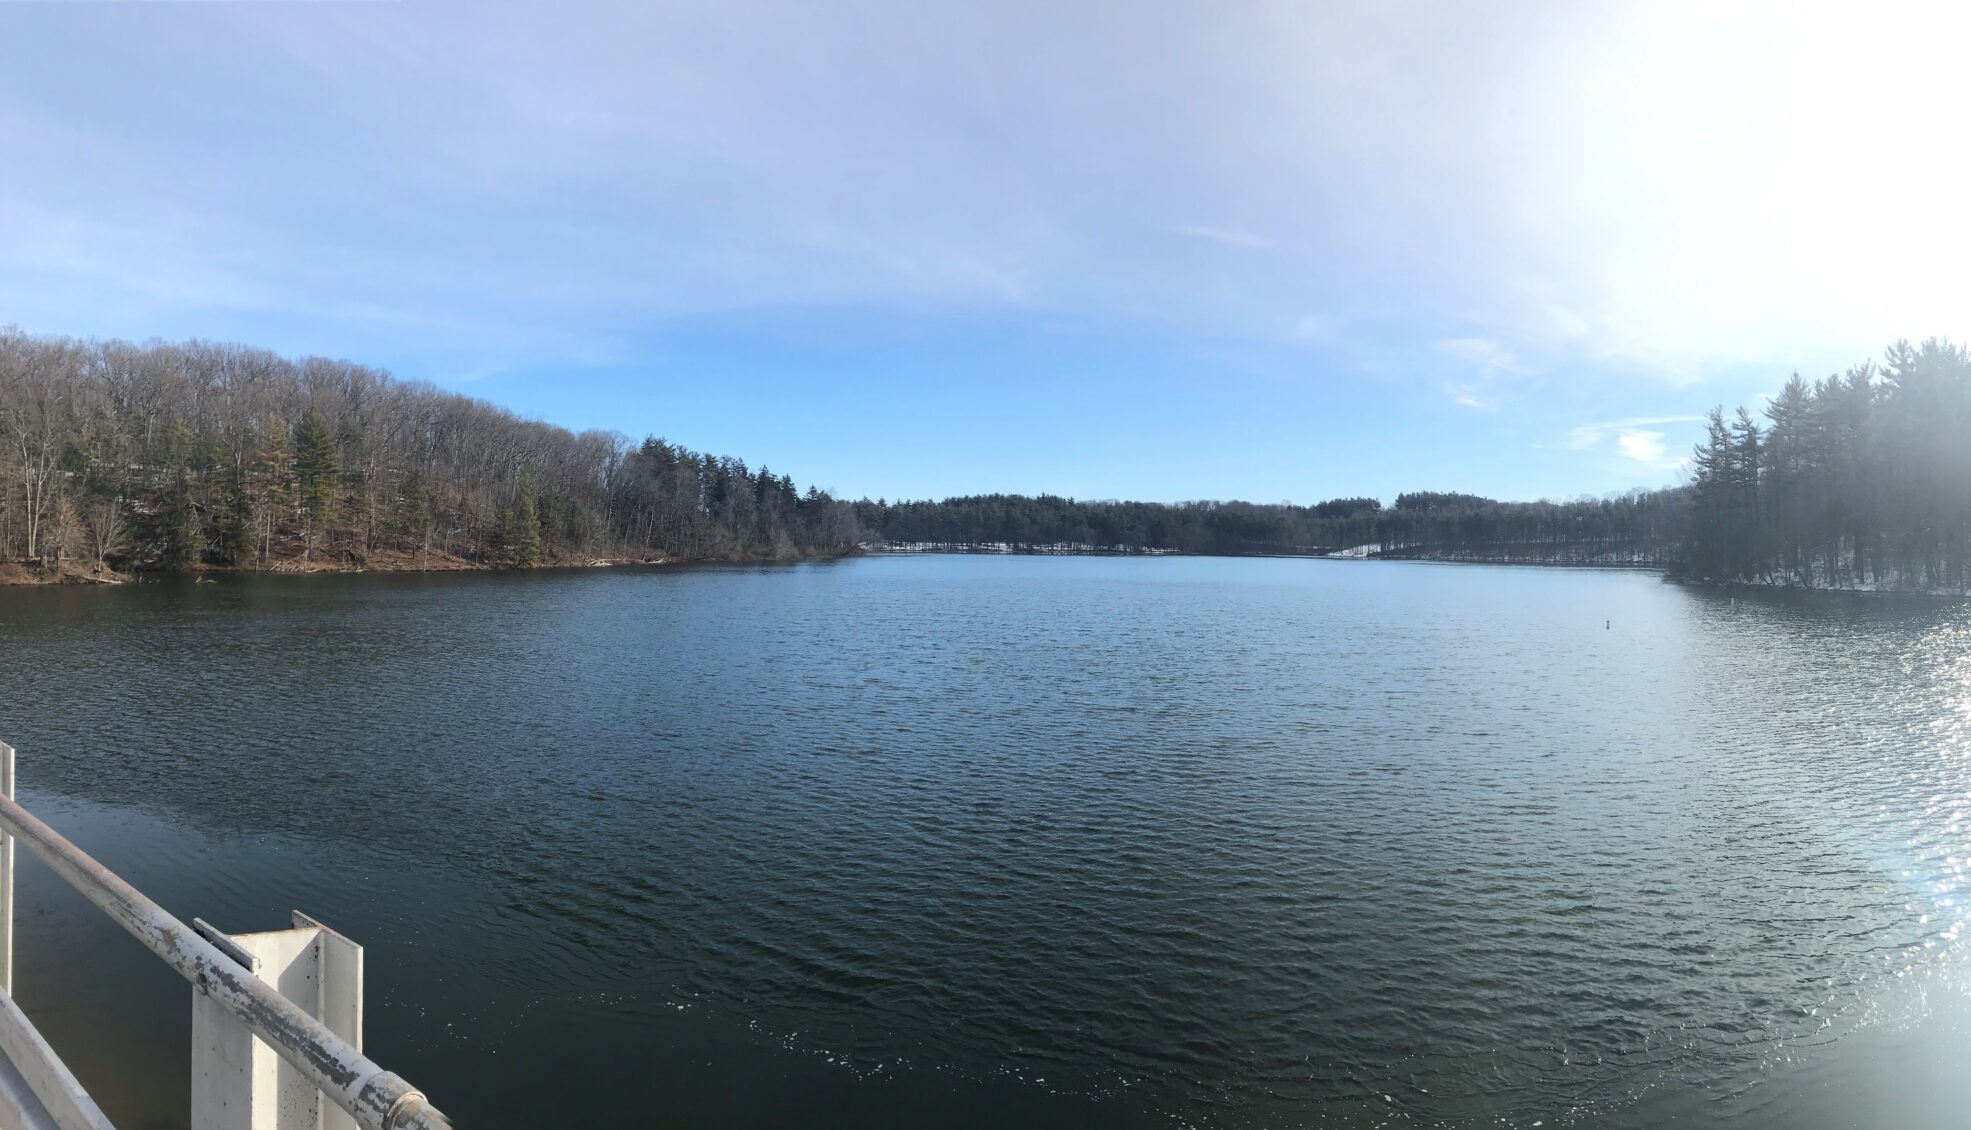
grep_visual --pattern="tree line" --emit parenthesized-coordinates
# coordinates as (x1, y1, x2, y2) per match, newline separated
(856, 488, 1685, 565)
(1685, 338, 1971, 590)
(11, 327, 1963, 590)
(0, 329, 861, 575)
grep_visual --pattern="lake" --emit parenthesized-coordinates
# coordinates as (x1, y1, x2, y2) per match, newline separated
(1, 556, 1967, 1128)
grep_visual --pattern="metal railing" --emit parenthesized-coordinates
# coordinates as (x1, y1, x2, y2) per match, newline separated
(0, 741, 452, 1130)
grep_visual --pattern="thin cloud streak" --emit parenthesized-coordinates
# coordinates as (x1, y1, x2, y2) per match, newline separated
(1560, 415, 1703, 451)
(1437, 337, 1520, 377)
(1437, 337, 1524, 412)
(1615, 429, 1687, 469)
(1444, 381, 1507, 412)
(1166, 224, 1270, 250)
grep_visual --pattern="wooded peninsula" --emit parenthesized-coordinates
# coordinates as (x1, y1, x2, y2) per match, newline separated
(4, 329, 1967, 592)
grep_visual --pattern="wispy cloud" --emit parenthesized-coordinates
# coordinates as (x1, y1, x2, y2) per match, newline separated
(1166, 223, 1269, 250)
(1437, 337, 1523, 410)
(1615, 429, 1665, 462)
(1548, 415, 1697, 471)
(1443, 381, 1505, 411)
(1437, 336, 1519, 377)
(1288, 313, 1337, 342)
(1559, 415, 1702, 451)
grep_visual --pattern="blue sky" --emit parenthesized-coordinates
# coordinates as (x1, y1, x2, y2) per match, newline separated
(3, 1, 1966, 504)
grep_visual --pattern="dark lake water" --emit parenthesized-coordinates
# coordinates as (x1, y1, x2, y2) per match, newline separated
(2, 556, 1969, 1128)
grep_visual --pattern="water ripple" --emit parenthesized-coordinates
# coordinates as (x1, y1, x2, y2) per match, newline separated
(2, 558, 1969, 1128)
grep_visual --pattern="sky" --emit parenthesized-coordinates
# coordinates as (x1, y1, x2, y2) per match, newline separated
(3, 1, 1968, 505)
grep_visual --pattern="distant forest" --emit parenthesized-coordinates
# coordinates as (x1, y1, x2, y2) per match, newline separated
(0, 329, 861, 576)
(857, 490, 1685, 565)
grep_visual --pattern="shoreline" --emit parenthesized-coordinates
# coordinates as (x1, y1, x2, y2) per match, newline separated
(10, 548, 1965, 601)
(867, 543, 1667, 569)
(0, 552, 854, 588)
(1665, 576, 1971, 602)
(0, 552, 729, 587)
(869, 544, 1971, 598)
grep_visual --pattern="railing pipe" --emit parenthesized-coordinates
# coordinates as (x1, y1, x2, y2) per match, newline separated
(0, 789, 450, 1130)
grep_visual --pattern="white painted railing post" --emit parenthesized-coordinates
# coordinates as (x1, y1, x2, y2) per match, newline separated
(1, 739, 13, 996)
(192, 914, 366, 1130)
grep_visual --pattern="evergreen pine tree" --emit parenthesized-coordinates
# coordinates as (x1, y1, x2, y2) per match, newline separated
(402, 475, 434, 567)
(257, 415, 293, 567)
(516, 478, 543, 567)
(293, 408, 339, 562)
(167, 469, 202, 568)
(222, 459, 253, 566)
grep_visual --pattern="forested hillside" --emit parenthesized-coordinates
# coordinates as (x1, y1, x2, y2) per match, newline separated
(0, 329, 861, 578)
(858, 488, 1685, 565)
(1686, 338, 1971, 590)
